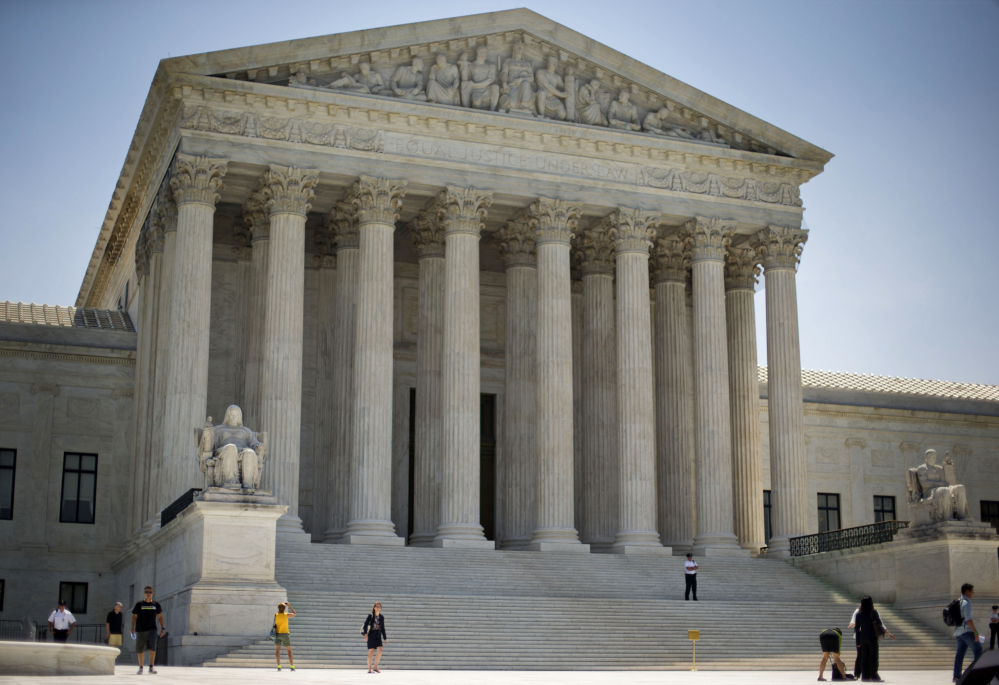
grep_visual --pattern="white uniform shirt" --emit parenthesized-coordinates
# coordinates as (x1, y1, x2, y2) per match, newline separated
(48, 609, 76, 630)
(684, 560, 698, 574)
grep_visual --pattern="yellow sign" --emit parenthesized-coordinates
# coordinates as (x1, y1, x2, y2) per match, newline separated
(688, 630, 700, 641)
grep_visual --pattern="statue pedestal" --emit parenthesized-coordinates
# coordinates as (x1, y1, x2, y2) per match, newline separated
(113, 492, 288, 665)
(894, 521, 999, 635)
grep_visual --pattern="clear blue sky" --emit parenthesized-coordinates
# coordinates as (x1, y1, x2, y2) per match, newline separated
(1, 1, 996, 384)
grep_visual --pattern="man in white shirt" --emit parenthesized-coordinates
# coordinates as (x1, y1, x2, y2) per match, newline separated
(684, 553, 698, 601)
(989, 605, 999, 650)
(47, 600, 76, 643)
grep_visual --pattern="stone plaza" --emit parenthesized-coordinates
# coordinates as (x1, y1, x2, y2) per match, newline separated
(1, 8, 998, 673)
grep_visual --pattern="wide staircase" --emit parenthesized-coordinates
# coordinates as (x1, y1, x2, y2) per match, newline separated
(204, 542, 954, 670)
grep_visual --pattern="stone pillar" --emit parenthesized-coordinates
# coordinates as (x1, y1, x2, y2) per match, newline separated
(230, 221, 253, 411)
(651, 237, 695, 553)
(689, 217, 745, 556)
(161, 155, 227, 512)
(610, 208, 666, 555)
(434, 186, 494, 549)
(495, 215, 537, 550)
(324, 196, 359, 542)
(409, 206, 447, 546)
(109, 388, 135, 545)
(528, 198, 587, 553)
(755, 225, 809, 557)
(575, 221, 618, 551)
(21, 384, 58, 549)
(258, 165, 318, 537)
(571, 278, 584, 536)
(311, 223, 337, 542)
(725, 246, 765, 554)
(241, 191, 270, 433)
(342, 176, 407, 545)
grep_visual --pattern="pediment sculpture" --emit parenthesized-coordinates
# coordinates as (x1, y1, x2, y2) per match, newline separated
(196, 404, 267, 490)
(905, 449, 971, 526)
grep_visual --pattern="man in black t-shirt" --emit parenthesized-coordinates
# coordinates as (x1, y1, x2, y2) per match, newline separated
(131, 586, 165, 675)
(106, 602, 124, 647)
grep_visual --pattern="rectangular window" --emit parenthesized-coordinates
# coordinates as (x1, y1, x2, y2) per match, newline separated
(0, 449, 15, 520)
(981, 501, 999, 532)
(59, 582, 88, 614)
(873, 495, 896, 523)
(60, 453, 98, 524)
(817, 493, 841, 533)
(763, 490, 772, 544)
(0, 579, 5, 611)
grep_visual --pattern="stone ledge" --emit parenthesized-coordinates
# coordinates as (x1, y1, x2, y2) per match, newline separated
(0, 641, 118, 676)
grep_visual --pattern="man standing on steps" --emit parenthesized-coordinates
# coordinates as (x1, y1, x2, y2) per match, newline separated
(953, 583, 982, 682)
(684, 553, 698, 601)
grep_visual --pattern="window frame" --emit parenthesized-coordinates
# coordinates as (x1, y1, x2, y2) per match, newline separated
(981, 500, 999, 532)
(817, 492, 841, 533)
(58, 581, 88, 614)
(873, 495, 897, 523)
(59, 452, 98, 525)
(0, 448, 15, 521)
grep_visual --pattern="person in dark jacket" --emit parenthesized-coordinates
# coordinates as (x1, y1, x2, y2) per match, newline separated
(362, 602, 387, 673)
(853, 595, 895, 682)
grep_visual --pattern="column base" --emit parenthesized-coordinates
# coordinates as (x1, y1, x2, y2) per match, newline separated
(338, 534, 405, 547)
(662, 540, 694, 556)
(275, 513, 311, 544)
(525, 541, 591, 553)
(692, 532, 751, 557)
(764, 536, 792, 559)
(430, 538, 496, 550)
(610, 544, 672, 556)
(407, 533, 437, 547)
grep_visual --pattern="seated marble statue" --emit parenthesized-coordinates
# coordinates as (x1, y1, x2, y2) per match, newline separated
(426, 53, 461, 106)
(326, 62, 384, 94)
(458, 47, 500, 111)
(608, 90, 641, 131)
(390, 57, 427, 101)
(498, 42, 535, 115)
(535, 55, 568, 120)
(196, 405, 267, 490)
(905, 449, 971, 524)
(642, 107, 695, 139)
(576, 79, 607, 126)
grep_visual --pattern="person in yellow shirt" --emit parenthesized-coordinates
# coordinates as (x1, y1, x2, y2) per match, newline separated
(274, 601, 296, 671)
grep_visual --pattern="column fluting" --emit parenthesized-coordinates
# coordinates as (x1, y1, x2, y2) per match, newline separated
(529, 198, 586, 551)
(311, 224, 337, 542)
(725, 246, 765, 554)
(755, 225, 810, 557)
(343, 177, 407, 544)
(434, 186, 494, 547)
(610, 208, 666, 554)
(241, 191, 270, 432)
(689, 217, 745, 556)
(495, 215, 537, 550)
(571, 278, 584, 536)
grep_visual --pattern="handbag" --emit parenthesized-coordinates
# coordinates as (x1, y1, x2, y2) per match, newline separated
(267, 622, 277, 642)
(873, 611, 886, 641)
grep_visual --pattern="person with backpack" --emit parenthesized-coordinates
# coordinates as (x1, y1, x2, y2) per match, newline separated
(953, 583, 982, 682)
(273, 601, 296, 672)
(853, 595, 893, 682)
(817, 627, 852, 681)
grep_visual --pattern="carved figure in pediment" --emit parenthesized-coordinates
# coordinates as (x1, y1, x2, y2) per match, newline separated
(905, 449, 971, 525)
(289, 71, 317, 87)
(196, 405, 267, 490)
(498, 43, 535, 115)
(576, 79, 607, 126)
(699, 126, 726, 145)
(327, 62, 384, 95)
(608, 90, 642, 131)
(425, 53, 461, 106)
(643, 107, 696, 139)
(390, 57, 427, 101)
(535, 55, 569, 121)
(459, 46, 500, 111)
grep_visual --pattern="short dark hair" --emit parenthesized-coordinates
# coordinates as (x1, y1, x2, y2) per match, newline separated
(144, 586, 153, 592)
(860, 596, 874, 613)
(962, 583, 975, 595)
(685, 553, 692, 558)
(992, 605, 997, 611)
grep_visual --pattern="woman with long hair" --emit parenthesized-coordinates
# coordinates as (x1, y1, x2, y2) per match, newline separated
(853, 595, 895, 682)
(362, 602, 387, 673)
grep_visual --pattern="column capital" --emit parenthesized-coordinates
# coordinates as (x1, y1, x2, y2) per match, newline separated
(529, 197, 581, 246)
(328, 187, 360, 250)
(156, 181, 178, 235)
(169, 154, 228, 207)
(723, 246, 760, 292)
(685, 217, 736, 262)
(354, 176, 407, 226)
(495, 215, 536, 267)
(610, 207, 661, 254)
(573, 221, 615, 276)
(650, 237, 691, 284)
(411, 200, 447, 259)
(440, 185, 492, 236)
(315, 222, 336, 260)
(262, 165, 318, 217)
(754, 225, 808, 271)
(242, 190, 271, 242)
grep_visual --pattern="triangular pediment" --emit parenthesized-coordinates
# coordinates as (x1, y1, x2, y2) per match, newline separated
(162, 9, 831, 164)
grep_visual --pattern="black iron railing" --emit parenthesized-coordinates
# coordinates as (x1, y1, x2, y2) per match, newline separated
(67, 623, 108, 644)
(0, 618, 34, 641)
(790, 520, 909, 557)
(160, 488, 201, 528)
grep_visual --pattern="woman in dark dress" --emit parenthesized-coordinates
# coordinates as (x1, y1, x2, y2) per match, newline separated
(362, 602, 387, 673)
(854, 595, 894, 682)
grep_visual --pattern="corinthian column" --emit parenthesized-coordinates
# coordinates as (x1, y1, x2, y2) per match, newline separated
(651, 236, 695, 553)
(161, 154, 227, 511)
(610, 208, 666, 555)
(528, 198, 587, 552)
(755, 225, 809, 557)
(689, 217, 746, 556)
(241, 191, 270, 432)
(312, 225, 337, 542)
(341, 177, 407, 545)
(324, 194, 360, 542)
(257, 165, 318, 536)
(495, 215, 537, 550)
(409, 204, 447, 546)
(433, 186, 494, 549)
(725, 246, 765, 554)
(575, 221, 618, 551)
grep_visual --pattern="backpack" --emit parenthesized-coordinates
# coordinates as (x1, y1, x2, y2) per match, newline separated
(944, 599, 964, 627)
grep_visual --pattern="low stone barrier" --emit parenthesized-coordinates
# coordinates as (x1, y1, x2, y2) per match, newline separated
(0, 641, 118, 676)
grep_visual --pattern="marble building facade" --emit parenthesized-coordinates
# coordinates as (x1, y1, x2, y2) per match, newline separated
(1, 10, 998, 628)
